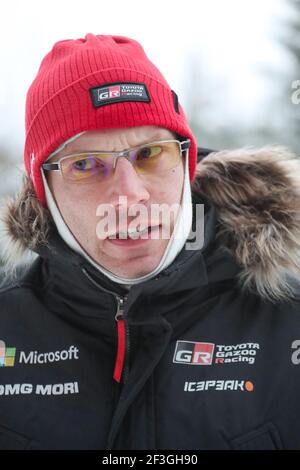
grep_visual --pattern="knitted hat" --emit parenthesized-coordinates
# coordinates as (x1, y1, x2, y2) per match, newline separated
(24, 33, 198, 206)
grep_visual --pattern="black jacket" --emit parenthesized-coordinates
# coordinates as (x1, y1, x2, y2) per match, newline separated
(0, 146, 300, 450)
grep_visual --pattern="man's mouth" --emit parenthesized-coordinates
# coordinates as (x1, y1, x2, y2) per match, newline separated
(107, 225, 161, 240)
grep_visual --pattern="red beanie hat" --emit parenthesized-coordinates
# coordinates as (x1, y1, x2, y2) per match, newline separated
(24, 33, 198, 206)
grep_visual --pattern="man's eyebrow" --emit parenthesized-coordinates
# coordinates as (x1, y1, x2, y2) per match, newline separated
(135, 134, 174, 146)
(108, 133, 176, 152)
(95, 135, 171, 153)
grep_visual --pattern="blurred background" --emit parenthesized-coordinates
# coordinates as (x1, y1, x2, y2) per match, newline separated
(0, 0, 299, 200)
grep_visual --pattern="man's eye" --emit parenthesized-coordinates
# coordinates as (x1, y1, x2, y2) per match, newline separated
(73, 159, 89, 171)
(72, 157, 99, 171)
(137, 145, 162, 160)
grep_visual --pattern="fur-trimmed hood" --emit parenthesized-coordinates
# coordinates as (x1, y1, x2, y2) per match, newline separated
(1, 145, 300, 303)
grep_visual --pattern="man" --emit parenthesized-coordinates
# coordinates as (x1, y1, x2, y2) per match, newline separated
(0, 33, 300, 450)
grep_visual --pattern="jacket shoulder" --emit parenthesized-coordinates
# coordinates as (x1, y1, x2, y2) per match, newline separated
(0, 257, 44, 295)
(0, 267, 21, 293)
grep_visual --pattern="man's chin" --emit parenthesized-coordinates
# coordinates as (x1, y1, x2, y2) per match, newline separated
(110, 265, 159, 279)
(96, 253, 163, 279)
(101, 236, 168, 260)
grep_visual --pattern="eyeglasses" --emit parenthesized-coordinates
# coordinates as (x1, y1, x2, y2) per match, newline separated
(42, 139, 191, 183)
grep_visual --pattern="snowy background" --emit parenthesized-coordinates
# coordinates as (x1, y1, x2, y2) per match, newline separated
(0, 0, 299, 198)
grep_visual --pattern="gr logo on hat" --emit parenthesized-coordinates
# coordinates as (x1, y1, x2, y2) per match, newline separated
(89, 82, 150, 108)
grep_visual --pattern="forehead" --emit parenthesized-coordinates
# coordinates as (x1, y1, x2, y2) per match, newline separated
(82, 126, 176, 142)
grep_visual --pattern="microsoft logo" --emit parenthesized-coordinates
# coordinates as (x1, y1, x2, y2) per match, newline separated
(0, 340, 16, 367)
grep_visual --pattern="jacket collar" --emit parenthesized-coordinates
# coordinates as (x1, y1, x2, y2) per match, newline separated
(38, 192, 221, 301)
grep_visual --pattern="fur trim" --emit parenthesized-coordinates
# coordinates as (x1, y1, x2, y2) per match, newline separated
(193, 145, 300, 302)
(1, 146, 300, 302)
(0, 176, 50, 278)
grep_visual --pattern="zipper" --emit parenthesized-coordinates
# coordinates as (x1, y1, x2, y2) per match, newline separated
(81, 267, 129, 385)
(114, 296, 130, 384)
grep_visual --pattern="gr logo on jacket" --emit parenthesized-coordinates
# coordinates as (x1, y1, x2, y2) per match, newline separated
(0, 146, 300, 450)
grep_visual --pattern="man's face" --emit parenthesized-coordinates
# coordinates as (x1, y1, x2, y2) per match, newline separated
(46, 125, 185, 278)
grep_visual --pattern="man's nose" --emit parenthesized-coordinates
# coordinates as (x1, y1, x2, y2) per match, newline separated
(110, 156, 150, 205)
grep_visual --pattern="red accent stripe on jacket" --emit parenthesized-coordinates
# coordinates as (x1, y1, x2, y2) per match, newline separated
(113, 319, 126, 383)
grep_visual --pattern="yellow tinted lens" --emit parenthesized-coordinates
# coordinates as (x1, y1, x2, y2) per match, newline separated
(134, 142, 180, 174)
(61, 154, 112, 181)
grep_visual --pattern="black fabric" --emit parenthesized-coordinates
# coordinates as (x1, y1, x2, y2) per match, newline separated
(0, 150, 300, 449)
(197, 146, 216, 162)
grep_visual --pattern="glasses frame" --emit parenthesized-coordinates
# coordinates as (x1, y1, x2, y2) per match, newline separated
(42, 139, 191, 180)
